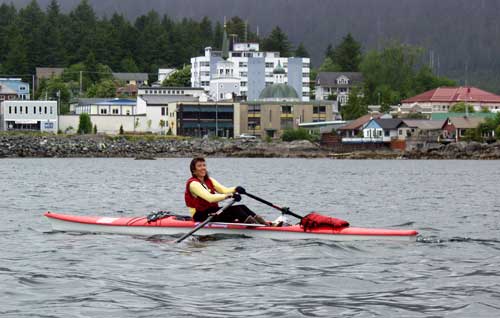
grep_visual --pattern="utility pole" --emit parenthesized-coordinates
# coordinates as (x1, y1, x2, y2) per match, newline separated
(32, 74, 35, 100)
(79, 71, 83, 96)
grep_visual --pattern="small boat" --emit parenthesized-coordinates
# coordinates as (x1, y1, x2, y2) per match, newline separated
(44, 212, 418, 242)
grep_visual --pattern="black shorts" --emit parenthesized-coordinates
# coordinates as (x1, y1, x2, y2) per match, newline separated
(193, 205, 256, 223)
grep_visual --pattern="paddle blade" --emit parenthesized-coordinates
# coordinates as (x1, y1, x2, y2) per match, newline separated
(300, 212, 349, 231)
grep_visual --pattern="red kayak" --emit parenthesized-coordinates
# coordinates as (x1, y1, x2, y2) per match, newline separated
(44, 212, 418, 242)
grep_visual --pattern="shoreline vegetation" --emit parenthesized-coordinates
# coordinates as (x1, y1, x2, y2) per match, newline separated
(1, 133, 500, 160)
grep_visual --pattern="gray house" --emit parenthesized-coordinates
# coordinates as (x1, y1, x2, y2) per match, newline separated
(315, 72, 363, 105)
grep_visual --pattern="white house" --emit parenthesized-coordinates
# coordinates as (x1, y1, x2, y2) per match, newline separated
(2, 100, 58, 133)
(362, 118, 402, 142)
(158, 68, 177, 83)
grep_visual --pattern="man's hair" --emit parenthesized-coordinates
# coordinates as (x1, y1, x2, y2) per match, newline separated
(190, 157, 207, 177)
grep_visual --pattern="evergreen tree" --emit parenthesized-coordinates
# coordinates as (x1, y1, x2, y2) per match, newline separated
(77, 113, 93, 134)
(120, 56, 140, 73)
(213, 21, 224, 49)
(341, 87, 368, 120)
(42, 0, 66, 66)
(325, 43, 334, 60)
(18, 0, 46, 72)
(295, 42, 309, 57)
(331, 33, 362, 72)
(262, 26, 291, 57)
(0, 3, 18, 61)
(2, 23, 29, 76)
(162, 66, 191, 87)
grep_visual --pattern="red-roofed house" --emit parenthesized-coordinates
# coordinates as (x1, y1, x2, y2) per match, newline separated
(401, 87, 500, 113)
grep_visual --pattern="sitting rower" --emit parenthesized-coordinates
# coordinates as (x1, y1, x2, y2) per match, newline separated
(185, 157, 268, 225)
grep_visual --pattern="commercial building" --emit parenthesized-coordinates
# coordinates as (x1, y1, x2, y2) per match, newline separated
(238, 64, 333, 138)
(191, 31, 310, 102)
(2, 100, 58, 133)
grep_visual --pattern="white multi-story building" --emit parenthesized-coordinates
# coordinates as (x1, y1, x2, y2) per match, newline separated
(191, 43, 310, 101)
(2, 100, 58, 132)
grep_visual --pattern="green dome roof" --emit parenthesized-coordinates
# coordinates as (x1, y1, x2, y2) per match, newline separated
(258, 83, 299, 100)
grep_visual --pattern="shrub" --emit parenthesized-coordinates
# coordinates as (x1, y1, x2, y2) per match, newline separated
(119, 125, 124, 135)
(77, 113, 92, 134)
(281, 128, 313, 141)
(93, 124, 97, 134)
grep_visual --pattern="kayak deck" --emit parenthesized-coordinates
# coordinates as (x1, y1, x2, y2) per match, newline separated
(44, 212, 418, 242)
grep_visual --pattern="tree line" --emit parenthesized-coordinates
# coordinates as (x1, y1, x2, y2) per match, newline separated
(0, 0, 306, 80)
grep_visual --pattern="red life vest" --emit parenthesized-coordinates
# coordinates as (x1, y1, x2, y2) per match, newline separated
(185, 177, 219, 212)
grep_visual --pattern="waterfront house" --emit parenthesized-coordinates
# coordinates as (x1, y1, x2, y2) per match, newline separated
(397, 119, 446, 140)
(362, 118, 402, 142)
(337, 114, 380, 137)
(441, 117, 485, 142)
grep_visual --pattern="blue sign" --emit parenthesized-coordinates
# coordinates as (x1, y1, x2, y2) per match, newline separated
(44, 122, 54, 129)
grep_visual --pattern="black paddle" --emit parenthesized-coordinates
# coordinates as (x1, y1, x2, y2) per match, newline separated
(241, 191, 303, 220)
(175, 198, 237, 243)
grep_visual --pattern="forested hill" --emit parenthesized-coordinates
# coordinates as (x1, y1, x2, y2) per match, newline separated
(4, 0, 500, 92)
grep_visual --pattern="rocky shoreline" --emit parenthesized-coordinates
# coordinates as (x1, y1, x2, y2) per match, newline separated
(1, 134, 499, 159)
(0, 134, 329, 159)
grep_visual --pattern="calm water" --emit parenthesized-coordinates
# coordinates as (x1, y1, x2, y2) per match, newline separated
(1, 158, 500, 317)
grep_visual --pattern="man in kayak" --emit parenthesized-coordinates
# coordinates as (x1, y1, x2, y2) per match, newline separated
(185, 157, 269, 224)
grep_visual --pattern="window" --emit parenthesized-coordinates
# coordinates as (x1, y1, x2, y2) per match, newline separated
(200, 62, 210, 67)
(265, 62, 274, 68)
(280, 118, 293, 129)
(161, 107, 166, 116)
(112, 109, 119, 114)
(9, 106, 11, 114)
(44, 107, 47, 114)
(281, 106, 292, 114)
(25, 106, 28, 114)
(302, 63, 310, 68)
(100, 108, 107, 114)
(240, 82, 247, 87)
(126, 110, 130, 115)
(50, 107, 53, 114)
(39, 106, 42, 113)
(20, 86, 26, 91)
(232, 52, 241, 57)
(33, 107, 36, 114)
(313, 106, 326, 114)
(14, 107, 17, 114)
(240, 72, 247, 77)
(239, 62, 247, 67)
(384, 130, 389, 137)
(20, 107, 22, 114)
(302, 73, 310, 78)
(249, 105, 261, 112)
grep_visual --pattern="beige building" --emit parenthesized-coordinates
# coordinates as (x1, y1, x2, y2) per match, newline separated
(240, 101, 333, 138)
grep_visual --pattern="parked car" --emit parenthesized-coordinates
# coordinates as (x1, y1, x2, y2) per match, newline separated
(237, 134, 257, 139)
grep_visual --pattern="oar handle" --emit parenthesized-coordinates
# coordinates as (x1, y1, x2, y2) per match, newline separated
(176, 198, 236, 243)
(243, 192, 303, 220)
